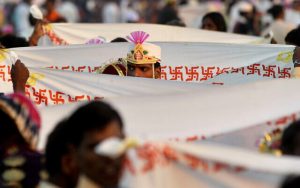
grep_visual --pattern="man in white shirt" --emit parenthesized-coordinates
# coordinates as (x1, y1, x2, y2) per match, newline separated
(12, 0, 33, 39)
(262, 5, 296, 44)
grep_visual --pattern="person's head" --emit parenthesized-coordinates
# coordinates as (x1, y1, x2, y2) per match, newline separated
(179, 0, 187, 5)
(0, 109, 25, 148)
(281, 175, 300, 188)
(238, 1, 254, 19)
(66, 101, 125, 187)
(293, 0, 300, 11)
(45, 0, 56, 11)
(45, 120, 79, 188)
(29, 13, 38, 27)
(201, 12, 227, 32)
(0, 93, 41, 150)
(166, 19, 186, 27)
(0, 35, 29, 48)
(126, 31, 161, 79)
(98, 59, 127, 76)
(280, 120, 300, 156)
(158, 0, 179, 24)
(111, 37, 128, 43)
(285, 27, 300, 46)
(268, 5, 284, 20)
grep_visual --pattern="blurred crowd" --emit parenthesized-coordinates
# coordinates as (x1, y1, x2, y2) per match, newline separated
(1, 0, 300, 45)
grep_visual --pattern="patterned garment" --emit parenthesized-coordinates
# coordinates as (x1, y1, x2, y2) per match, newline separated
(0, 93, 41, 150)
(0, 146, 45, 188)
(0, 93, 44, 187)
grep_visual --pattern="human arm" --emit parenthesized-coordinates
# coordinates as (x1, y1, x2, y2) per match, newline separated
(11, 60, 29, 93)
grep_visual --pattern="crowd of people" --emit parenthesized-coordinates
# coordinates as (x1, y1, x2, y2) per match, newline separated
(1, 0, 300, 47)
(2, 0, 300, 188)
(0, 27, 163, 187)
(1, 31, 300, 188)
(2, 59, 300, 188)
(0, 93, 126, 188)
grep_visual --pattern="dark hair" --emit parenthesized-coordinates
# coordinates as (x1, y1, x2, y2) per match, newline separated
(45, 101, 123, 177)
(154, 62, 161, 68)
(179, 0, 187, 5)
(0, 109, 29, 151)
(29, 14, 38, 27)
(45, 119, 69, 176)
(0, 35, 29, 48)
(0, 110, 18, 138)
(285, 27, 300, 46)
(281, 175, 300, 188)
(268, 5, 284, 19)
(66, 101, 123, 147)
(111, 37, 128, 43)
(202, 12, 227, 32)
(280, 120, 300, 155)
(166, 19, 186, 27)
(157, 2, 179, 24)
